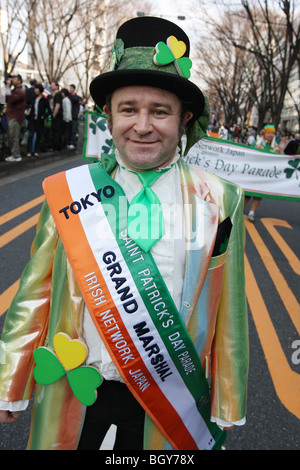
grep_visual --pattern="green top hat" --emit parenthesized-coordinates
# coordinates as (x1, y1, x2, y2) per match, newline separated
(90, 16, 205, 122)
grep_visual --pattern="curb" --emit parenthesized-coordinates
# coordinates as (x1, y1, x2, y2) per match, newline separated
(0, 148, 82, 179)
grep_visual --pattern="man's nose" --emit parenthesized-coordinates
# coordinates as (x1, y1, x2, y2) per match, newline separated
(133, 111, 153, 134)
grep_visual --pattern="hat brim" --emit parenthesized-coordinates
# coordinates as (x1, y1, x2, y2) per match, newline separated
(90, 69, 204, 122)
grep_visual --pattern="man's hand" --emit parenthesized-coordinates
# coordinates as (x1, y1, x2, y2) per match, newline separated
(0, 410, 20, 423)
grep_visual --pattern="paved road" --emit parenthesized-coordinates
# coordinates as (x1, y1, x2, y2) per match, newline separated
(0, 154, 299, 450)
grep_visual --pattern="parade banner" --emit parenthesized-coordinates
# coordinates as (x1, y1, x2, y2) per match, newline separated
(82, 109, 114, 161)
(82, 110, 299, 201)
(182, 137, 300, 201)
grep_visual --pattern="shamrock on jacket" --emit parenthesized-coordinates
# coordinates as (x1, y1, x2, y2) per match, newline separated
(33, 332, 102, 406)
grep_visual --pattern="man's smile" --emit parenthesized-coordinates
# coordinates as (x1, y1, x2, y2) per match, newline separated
(130, 139, 159, 145)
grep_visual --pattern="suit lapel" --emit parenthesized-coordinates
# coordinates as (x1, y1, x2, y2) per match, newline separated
(178, 161, 219, 326)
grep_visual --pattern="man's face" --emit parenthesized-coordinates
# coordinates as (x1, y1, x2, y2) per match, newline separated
(11, 76, 20, 87)
(103, 86, 192, 171)
(265, 130, 275, 143)
(50, 82, 57, 92)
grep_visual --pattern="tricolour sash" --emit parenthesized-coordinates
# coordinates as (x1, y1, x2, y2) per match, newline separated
(43, 162, 226, 450)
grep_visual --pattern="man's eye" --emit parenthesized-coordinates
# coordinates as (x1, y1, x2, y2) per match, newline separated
(153, 109, 167, 116)
(121, 108, 134, 114)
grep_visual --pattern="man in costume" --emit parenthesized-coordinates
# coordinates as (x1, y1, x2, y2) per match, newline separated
(0, 17, 248, 450)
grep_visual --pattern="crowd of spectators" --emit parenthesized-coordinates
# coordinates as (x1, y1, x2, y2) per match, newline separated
(209, 121, 299, 154)
(0, 75, 88, 163)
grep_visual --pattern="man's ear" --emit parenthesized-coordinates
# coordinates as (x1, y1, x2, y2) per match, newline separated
(103, 104, 110, 116)
(103, 104, 113, 133)
(184, 111, 193, 124)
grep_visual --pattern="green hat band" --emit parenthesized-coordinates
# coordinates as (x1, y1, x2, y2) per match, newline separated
(110, 45, 180, 76)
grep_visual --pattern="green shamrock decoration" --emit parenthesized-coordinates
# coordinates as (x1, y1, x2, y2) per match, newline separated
(89, 113, 107, 135)
(102, 138, 114, 155)
(153, 35, 193, 79)
(33, 333, 102, 406)
(154, 41, 175, 64)
(284, 159, 300, 184)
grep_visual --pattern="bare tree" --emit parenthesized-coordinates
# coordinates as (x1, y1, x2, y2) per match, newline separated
(208, 0, 300, 130)
(70, 0, 148, 99)
(26, 0, 107, 84)
(195, 13, 257, 128)
(65, 1, 107, 98)
(0, 0, 37, 79)
(25, 0, 152, 98)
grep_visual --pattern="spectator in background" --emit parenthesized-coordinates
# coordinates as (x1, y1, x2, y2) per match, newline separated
(61, 88, 72, 149)
(49, 81, 63, 152)
(246, 127, 256, 146)
(25, 79, 37, 116)
(5, 74, 26, 162)
(79, 96, 88, 120)
(240, 127, 247, 144)
(218, 124, 228, 139)
(283, 133, 300, 155)
(245, 124, 281, 223)
(234, 125, 241, 142)
(27, 84, 51, 158)
(69, 84, 81, 149)
(40, 94, 53, 152)
(255, 124, 280, 153)
(24, 79, 37, 148)
(0, 80, 10, 136)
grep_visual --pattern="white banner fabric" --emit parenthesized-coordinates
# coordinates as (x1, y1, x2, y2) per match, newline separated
(83, 111, 113, 161)
(182, 137, 299, 201)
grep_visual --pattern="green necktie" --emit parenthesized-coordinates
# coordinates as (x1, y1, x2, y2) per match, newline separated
(127, 169, 168, 252)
